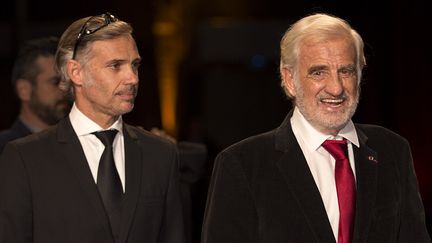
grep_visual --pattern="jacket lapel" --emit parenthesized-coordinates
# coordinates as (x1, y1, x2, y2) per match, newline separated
(274, 112, 336, 243)
(118, 125, 142, 243)
(56, 118, 115, 242)
(352, 128, 378, 243)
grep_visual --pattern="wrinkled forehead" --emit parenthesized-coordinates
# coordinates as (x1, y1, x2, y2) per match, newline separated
(299, 35, 357, 61)
(85, 35, 140, 61)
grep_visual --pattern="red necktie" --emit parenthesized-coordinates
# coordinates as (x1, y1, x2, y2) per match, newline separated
(322, 139, 356, 243)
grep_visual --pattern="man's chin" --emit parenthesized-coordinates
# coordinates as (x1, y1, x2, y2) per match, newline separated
(116, 103, 135, 115)
(325, 117, 350, 130)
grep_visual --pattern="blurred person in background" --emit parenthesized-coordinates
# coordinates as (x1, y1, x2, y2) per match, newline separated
(0, 36, 71, 153)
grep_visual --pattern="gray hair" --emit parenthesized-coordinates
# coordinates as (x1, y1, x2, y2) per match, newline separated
(279, 13, 366, 98)
(55, 13, 133, 95)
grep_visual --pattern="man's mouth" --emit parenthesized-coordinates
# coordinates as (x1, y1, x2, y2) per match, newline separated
(321, 98, 344, 105)
(116, 87, 137, 99)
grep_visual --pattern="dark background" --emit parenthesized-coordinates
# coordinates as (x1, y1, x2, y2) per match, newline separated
(1, 0, 431, 240)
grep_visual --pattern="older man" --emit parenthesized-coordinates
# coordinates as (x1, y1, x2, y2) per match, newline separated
(202, 13, 430, 243)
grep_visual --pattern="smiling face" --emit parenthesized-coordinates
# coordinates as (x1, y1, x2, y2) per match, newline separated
(70, 34, 141, 127)
(283, 36, 359, 135)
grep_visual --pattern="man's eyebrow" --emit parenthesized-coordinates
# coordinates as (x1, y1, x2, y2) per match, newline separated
(308, 65, 328, 73)
(133, 57, 142, 65)
(340, 64, 355, 68)
(106, 58, 125, 64)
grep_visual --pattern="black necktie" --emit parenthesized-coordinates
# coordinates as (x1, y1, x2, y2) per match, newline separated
(93, 129, 123, 240)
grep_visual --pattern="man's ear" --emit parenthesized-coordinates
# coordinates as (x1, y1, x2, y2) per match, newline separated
(66, 60, 84, 86)
(15, 79, 33, 101)
(281, 66, 296, 97)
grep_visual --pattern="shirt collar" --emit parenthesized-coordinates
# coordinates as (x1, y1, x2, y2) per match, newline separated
(69, 103, 123, 136)
(291, 107, 359, 151)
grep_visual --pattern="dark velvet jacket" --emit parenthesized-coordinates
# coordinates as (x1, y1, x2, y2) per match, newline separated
(202, 111, 431, 243)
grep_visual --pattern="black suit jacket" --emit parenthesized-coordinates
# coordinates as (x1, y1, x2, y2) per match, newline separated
(0, 118, 32, 153)
(0, 118, 185, 243)
(202, 112, 431, 243)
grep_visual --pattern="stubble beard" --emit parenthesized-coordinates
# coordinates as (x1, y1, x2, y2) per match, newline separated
(29, 92, 69, 125)
(294, 84, 359, 135)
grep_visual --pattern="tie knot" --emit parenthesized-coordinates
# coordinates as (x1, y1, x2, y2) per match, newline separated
(322, 139, 348, 161)
(93, 129, 118, 146)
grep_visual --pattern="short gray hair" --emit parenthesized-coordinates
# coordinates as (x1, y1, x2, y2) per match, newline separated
(279, 13, 366, 98)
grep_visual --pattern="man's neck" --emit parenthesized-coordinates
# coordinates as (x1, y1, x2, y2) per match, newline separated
(71, 103, 121, 130)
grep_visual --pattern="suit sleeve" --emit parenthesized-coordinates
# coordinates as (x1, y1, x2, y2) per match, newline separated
(398, 141, 431, 242)
(201, 151, 259, 243)
(0, 143, 33, 243)
(159, 146, 187, 243)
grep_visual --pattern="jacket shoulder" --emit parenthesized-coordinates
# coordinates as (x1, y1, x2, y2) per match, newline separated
(124, 124, 177, 150)
(222, 130, 276, 155)
(355, 123, 408, 144)
(216, 129, 279, 172)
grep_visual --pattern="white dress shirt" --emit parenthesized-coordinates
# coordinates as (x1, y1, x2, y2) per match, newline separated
(69, 103, 126, 192)
(290, 107, 359, 240)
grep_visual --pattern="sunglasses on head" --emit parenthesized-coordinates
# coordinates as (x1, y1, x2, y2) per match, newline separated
(72, 12, 118, 60)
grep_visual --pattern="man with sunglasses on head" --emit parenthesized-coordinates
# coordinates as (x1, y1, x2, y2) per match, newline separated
(0, 13, 186, 243)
